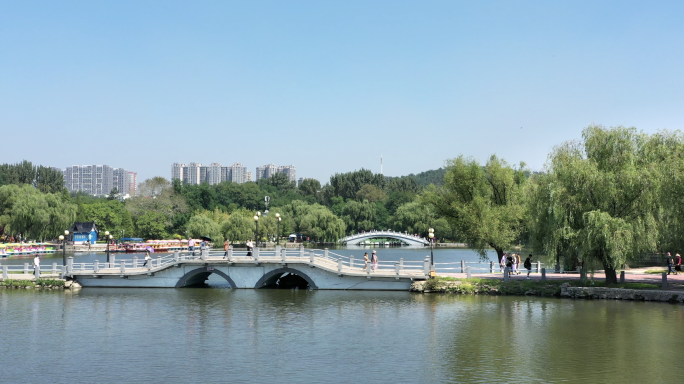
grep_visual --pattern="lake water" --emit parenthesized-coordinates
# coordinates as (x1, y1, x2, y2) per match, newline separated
(2, 284, 684, 382)
(2, 247, 682, 383)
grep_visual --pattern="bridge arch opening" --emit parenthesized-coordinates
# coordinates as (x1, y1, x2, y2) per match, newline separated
(175, 268, 237, 288)
(255, 268, 318, 290)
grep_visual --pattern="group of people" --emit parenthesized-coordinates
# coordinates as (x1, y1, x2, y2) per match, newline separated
(500, 253, 533, 279)
(363, 251, 379, 271)
(667, 252, 682, 275)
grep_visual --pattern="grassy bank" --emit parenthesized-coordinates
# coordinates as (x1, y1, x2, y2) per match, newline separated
(414, 277, 659, 296)
(1, 279, 65, 289)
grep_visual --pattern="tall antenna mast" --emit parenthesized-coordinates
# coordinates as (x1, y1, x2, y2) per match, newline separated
(380, 155, 383, 175)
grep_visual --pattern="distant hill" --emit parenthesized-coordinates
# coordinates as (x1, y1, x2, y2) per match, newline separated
(407, 168, 447, 187)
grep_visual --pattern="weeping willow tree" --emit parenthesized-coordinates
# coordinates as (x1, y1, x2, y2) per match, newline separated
(424, 155, 528, 260)
(528, 125, 668, 284)
(0, 184, 77, 241)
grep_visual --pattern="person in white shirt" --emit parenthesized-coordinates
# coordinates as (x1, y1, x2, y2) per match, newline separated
(33, 255, 40, 276)
(246, 239, 253, 257)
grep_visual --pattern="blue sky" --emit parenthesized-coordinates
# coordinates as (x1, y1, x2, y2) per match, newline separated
(2, 1, 683, 184)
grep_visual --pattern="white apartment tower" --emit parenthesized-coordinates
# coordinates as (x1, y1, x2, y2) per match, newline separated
(62, 165, 134, 196)
(256, 164, 296, 182)
(171, 162, 251, 185)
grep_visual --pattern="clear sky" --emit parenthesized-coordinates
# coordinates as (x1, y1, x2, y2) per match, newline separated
(2, 1, 683, 184)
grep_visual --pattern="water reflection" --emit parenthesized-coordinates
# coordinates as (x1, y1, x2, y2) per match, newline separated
(1, 289, 683, 383)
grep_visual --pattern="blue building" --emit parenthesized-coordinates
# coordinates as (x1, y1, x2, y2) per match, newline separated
(68, 222, 98, 244)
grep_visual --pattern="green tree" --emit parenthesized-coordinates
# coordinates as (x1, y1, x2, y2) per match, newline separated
(340, 200, 376, 234)
(282, 200, 346, 241)
(385, 190, 417, 215)
(299, 205, 346, 242)
(135, 211, 169, 240)
(186, 214, 224, 245)
(257, 173, 297, 194)
(328, 169, 385, 201)
(424, 155, 527, 260)
(222, 208, 256, 243)
(407, 168, 447, 187)
(138, 176, 171, 197)
(0, 184, 76, 241)
(298, 178, 321, 197)
(356, 184, 386, 203)
(528, 126, 664, 283)
(126, 179, 188, 238)
(386, 176, 422, 194)
(78, 200, 134, 239)
(35, 166, 66, 194)
(392, 200, 429, 236)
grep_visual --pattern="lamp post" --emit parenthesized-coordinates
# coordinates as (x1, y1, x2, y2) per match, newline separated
(254, 214, 260, 249)
(61, 230, 69, 266)
(276, 213, 281, 246)
(428, 228, 435, 276)
(105, 231, 110, 263)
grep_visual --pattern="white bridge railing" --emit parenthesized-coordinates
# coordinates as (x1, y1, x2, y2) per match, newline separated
(1, 250, 554, 281)
(1, 246, 432, 279)
(339, 230, 430, 245)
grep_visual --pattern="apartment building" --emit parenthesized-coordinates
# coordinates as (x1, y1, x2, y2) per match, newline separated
(62, 165, 136, 196)
(256, 164, 296, 182)
(171, 162, 251, 185)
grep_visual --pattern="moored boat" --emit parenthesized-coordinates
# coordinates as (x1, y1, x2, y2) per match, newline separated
(0, 243, 57, 257)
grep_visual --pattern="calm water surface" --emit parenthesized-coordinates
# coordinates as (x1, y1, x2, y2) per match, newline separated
(2, 286, 683, 383)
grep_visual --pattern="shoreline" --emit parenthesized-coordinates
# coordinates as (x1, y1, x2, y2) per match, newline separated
(410, 278, 684, 304)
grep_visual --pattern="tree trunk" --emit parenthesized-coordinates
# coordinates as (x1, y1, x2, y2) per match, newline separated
(603, 267, 618, 285)
(495, 247, 504, 262)
(600, 251, 618, 284)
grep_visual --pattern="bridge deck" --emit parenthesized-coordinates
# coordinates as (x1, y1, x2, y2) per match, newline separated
(71, 255, 427, 280)
(339, 230, 430, 246)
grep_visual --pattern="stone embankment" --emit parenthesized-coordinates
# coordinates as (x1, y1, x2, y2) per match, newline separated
(410, 280, 684, 304)
(0, 279, 80, 290)
(560, 283, 684, 303)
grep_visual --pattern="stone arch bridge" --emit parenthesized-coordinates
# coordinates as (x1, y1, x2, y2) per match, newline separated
(66, 247, 428, 291)
(338, 230, 430, 246)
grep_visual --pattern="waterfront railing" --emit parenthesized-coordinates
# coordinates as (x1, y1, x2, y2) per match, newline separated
(2, 247, 554, 281)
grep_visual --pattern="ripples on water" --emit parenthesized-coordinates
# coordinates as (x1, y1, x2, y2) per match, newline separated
(1, 287, 683, 383)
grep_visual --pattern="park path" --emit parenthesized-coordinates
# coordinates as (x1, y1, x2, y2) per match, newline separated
(438, 269, 684, 287)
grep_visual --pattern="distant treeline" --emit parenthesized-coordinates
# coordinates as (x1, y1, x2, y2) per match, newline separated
(0, 159, 455, 244)
(407, 168, 447, 187)
(0, 160, 65, 194)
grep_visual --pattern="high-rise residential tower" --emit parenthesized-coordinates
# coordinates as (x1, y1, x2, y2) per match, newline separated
(171, 162, 251, 185)
(61, 165, 135, 196)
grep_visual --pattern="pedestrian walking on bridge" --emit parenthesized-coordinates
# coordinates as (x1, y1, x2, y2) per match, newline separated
(675, 253, 682, 274)
(188, 238, 196, 256)
(371, 250, 378, 271)
(246, 239, 253, 257)
(223, 239, 230, 259)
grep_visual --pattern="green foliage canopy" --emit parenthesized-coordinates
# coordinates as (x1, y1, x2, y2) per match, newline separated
(527, 126, 666, 283)
(425, 155, 527, 260)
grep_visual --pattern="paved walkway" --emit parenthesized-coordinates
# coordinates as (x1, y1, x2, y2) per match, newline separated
(438, 268, 684, 287)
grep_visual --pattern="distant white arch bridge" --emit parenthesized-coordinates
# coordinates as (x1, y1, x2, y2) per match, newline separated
(338, 230, 430, 246)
